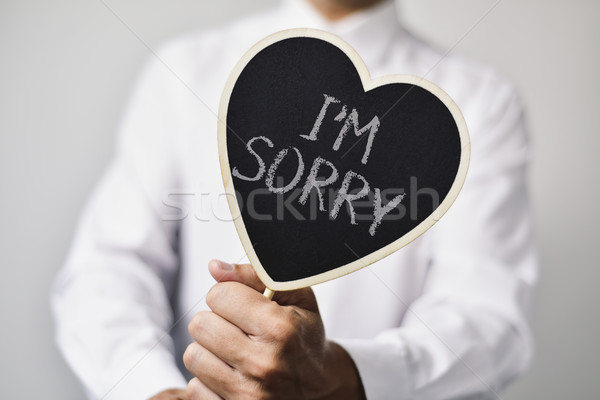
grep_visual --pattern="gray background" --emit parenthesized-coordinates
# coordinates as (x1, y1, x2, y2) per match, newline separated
(1, 0, 598, 398)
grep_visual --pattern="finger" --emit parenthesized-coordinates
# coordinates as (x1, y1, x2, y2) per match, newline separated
(188, 310, 254, 370)
(186, 377, 222, 400)
(183, 342, 235, 399)
(208, 260, 320, 313)
(208, 260, 266, 293)
(207, 281, 277, 335)
(208, 260, 320, 310)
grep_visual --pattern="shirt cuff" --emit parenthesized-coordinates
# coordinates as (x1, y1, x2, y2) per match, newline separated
(334, 337, 411, 400)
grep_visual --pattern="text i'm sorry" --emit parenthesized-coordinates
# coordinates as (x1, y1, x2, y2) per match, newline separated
(232, 93, 404, 237)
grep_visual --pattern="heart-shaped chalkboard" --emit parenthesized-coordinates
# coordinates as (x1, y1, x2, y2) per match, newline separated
(218, 29, 469, 291)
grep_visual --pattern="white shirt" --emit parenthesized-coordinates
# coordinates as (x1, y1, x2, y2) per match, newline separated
(52, 1, 538, 399)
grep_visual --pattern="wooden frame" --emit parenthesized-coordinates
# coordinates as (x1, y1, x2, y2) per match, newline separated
(218, 28, 471, 291)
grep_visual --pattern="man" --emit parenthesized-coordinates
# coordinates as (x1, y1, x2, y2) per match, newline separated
(52, 0, 538, 399)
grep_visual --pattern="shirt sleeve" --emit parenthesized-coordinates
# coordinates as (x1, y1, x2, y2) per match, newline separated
(336, 73, 538, 399)
(51, 49, 189, 399)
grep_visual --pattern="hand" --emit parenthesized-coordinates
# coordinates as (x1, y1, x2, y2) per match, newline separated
(183, 260, 365, 399)
(148, 388, 188, 399)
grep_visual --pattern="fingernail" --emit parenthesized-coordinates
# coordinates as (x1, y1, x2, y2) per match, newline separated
(218, 260, 234, 271)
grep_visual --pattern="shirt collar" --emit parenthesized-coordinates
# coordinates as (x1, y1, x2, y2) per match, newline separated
(276, 0, 403, 69)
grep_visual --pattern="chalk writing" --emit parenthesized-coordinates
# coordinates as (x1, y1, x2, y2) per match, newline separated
(232, 93, 404, 236)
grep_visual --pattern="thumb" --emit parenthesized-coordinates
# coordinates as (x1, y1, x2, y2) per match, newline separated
(208, 259, 320, 313)
(208, 259, 266, 293)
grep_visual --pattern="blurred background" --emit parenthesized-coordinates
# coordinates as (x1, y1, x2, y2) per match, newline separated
(1, 0, 598, 398)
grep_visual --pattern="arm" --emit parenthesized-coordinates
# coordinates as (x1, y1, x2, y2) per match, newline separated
(51, 49, 189, 399)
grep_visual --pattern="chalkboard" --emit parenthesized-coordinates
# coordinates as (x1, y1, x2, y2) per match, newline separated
(218, 29, 470, 292)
